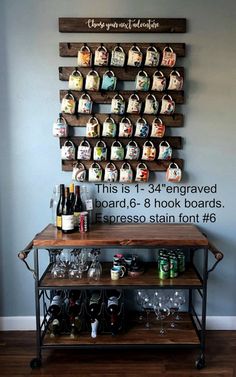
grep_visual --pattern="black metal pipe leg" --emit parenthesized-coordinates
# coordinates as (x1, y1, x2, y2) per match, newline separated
(31, 248, 42, 369)
(196, 246, 208, 369)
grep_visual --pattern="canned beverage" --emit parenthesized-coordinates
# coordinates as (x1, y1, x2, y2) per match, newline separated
(177, 251, 185, 273)
(79, 211, 89, 232)
(169, 255, 178, 278)
(158, 256, 169, 279)
(158, 249, 168, 257)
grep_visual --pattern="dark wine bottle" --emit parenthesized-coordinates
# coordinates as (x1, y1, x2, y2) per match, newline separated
(107, 293, 120, 336)
(50, 318, 61, 337)
(56, 184, 65, 230)
(69, 183, 75, 208)
(67, 290, 81, 321)
(48, 293, 63, 318)
(73, 186, 83, 231)
(89, 291, 101, 321)
(62, 187, 74, 234)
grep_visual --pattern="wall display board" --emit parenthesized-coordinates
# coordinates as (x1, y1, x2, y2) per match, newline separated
(56, 18, 186, 183)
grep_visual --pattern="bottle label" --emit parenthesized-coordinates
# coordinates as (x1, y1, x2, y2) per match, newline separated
(62, 215, 74, 230)
(56, 215, 62, 228)
(85, 199, 93, 210)
(51, 295, 63, 307)
(74, 212, 81, 227)
(108, 296, 119, 308)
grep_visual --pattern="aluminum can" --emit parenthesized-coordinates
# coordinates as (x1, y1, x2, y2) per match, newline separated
(158, 256, 169, 279)
(177, 251, 185, 273)
(79, 211, 89, 232)
(169, 255, 178, 278)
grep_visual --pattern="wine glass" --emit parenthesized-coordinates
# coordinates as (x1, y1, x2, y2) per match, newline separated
(168, 293, 179, 328)
(68, 252, 83, 279)
(153, 291, 170, 335)
(51, 250, 66, 278)
(136, 290, 145, 321)
(173, 290, 186, 321)
(87, 249, 102, 281)
(154, 301, 170, 335)
(77, 248, 89, 272)
(141, 291, 153, 329)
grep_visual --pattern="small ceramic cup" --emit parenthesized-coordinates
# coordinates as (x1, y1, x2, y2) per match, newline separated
(110, 266, 126, 280)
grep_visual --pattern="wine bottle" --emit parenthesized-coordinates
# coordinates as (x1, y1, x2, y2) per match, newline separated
(70, 323, 78, 339)
(89, 291, 101, 321)
(50, 318, 61, 337)
(62, 187, 74, 234)
(56, 184, 65, 230)
(67, 290, 81, 321)
(91, 318, 99, 338)
(50, 185, 60, 226)
(107, 294, 119, 336)
(69, 183, 75, 208)
(80, 186, 94, 225)
(73, 186, 83, 231)
(48, 293, 63, 318)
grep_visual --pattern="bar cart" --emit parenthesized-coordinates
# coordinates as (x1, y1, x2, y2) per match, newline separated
(18, 223, 223, 369)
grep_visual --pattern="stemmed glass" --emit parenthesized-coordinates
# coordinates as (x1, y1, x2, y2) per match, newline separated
(153, 291, 170, 335)
(168, 293, 179, 328)
(51, 250, 66, 278)
(68, 250, 83, 279)
(135, 290, 153, 329)
(172, 290, 186, 321)
(142, 292, 153, 329)
(136, 290, 144, 322)
(78, 248, 89, 272)
(87, 249, 102, 281)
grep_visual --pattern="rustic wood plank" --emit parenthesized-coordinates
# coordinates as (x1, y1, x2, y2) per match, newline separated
(59, 42, 186, 57)
(44, 313, 198, 346)
(62, 113, 184, 127)
(61, 158, 184, 172)
(41, 264, 202, 289)
(33, 224, 208, 247)
(60, 89, 184, 104)
(59, 136, 182, 149)
(59, 18, 187, 33)
(59, 66, 185, 82)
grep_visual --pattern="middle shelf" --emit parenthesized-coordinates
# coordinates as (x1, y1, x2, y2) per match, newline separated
(40, 263, 202, 289)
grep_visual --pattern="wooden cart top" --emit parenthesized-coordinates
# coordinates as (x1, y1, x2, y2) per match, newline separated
(32, 224, 208, 248)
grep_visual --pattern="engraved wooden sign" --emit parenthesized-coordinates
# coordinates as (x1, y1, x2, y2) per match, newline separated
(59, 18, 186, 33)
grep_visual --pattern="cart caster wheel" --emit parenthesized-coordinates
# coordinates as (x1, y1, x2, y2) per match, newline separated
(195, 354, 206, 369)
(30, 358, 41, 369)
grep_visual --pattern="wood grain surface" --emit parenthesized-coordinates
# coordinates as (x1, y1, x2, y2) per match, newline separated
(32, 224, 208, 247)
(0, 330, 234, 376)
(59, 42, 186, 56)
(59, 18, 187, 34)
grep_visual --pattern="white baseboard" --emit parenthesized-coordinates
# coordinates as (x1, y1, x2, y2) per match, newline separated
(206, 316, 236, 330)
(0, 316, 236, 331)
(0, 316, 40, 331)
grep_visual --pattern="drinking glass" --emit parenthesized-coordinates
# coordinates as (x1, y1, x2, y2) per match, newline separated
(136, 290, 145, 321)
(153, 291, 170, 335)
(68, 252, 83, 279)
(87, 249, 102, 281)
(51, 250, 66, 278)
(172, 290, 186, 320)
(168, 294, 179, 328)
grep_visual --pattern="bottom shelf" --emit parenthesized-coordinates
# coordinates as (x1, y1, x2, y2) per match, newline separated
(43, 313, 199, 347)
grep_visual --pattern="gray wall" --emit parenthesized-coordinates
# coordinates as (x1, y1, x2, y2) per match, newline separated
(0, 0, 235, 317)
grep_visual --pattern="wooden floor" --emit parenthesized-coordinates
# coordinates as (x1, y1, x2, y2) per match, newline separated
(0, 331, 236, 376)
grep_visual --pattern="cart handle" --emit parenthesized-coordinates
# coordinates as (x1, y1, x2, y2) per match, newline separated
(205, 237, 224, 277)
(18, 240, 36, 279)
(208, 241, 224, 261)
(18, 240, 34, 260)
